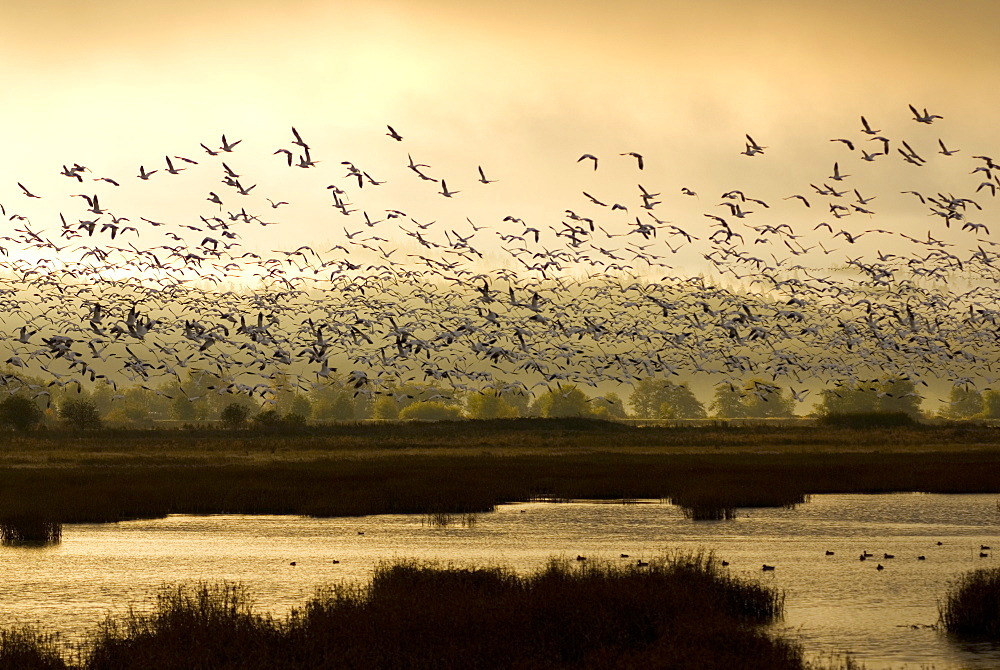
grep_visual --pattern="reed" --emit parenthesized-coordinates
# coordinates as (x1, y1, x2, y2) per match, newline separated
(1, 421, 1000, 525)
(86, 583, 284, 670)
(0, 517, 62, 545)
(0, 627, 67, 670)
(287, 554, 797, 669)
(939, 567, 1000, 638)
(0, 556, 877, 668)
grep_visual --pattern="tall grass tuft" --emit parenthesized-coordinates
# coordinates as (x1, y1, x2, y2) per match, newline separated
(0, 627, 67, 669)
(293, 553, 796, 669)
(0, 518, 62, 545)
(86, 582, 284, 670)
(939, 567, 1000, 638)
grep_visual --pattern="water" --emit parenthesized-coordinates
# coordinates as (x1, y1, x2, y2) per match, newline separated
(1, 493, 998, 668)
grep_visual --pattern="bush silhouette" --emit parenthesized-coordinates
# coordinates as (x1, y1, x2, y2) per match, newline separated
(0, 396, 43, 432)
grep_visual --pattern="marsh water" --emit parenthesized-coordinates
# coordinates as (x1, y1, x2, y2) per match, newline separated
(1, 493, 998, 669)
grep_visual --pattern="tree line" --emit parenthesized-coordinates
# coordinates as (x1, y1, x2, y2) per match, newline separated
(0, 368, 997, 431)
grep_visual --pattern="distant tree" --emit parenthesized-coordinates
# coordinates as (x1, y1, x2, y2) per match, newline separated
(503, 389, 531, 417)
(711, 384, 748, 419)
(816, 385, 878, 416)
(398, 401, 464, 421)
(90, 384, 116, 417)
(590, 392, 628, 419)
(170, 393, 197, 421)
(372, 396, 400, 420)
(116, 387, 153, 423)
(941, 386, 983, 420)
(288, 395, 312, 418)
(874, 378, 923, 418)
(742, 381, 795, 418)
(466, 392, 518, 419)
(978, 390, 1000, 419)
(630, 379, 706, 419)
(252, 409, 282, 428)
(282, 412, 308, 429)
(0, 395, 43, 431)
(326, 393, 357, 421)
(60, 399, 102, 430)
(533, 385, 593, 418)
(309, 379, 374, 421)
(220, 403, 252, 429)
(816, 378, 922, 418)
(712, 379, 794, 419)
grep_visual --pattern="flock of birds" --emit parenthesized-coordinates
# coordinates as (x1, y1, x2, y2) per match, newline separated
(4, 105, 1000, 409)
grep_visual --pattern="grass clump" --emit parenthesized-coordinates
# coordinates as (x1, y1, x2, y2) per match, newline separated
(284, 554, 798, 670)
(0, 517, 62, 545)
(0, 627, 67, 670)
(940, 567, 1000, 638)
(4, 556, 805, 669)
(86, 583, 283, 670)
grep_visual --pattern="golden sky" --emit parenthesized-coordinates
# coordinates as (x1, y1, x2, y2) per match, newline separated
(2, 0, 999, 271)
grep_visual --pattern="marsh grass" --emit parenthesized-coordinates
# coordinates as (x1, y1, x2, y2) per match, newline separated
(0, 627, 67, 670)
(0, 518, 62, 545)
(423, 512, 479, 527)
(0, 449, 999, 524)
(939, 567, 1000, 638)
(86, 583, 283, 670)
(1, 422, 1000, 524)
(29, 554, 794, 669)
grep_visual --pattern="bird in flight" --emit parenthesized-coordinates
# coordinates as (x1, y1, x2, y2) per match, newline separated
(620, 152, 644, 170)
(386, 125, 403, 141)
(577, 154, 598, 170)
(439, 180, 459, 197)
(220, 134, 243, 152)
(17, 182, 40, 198)
(860, 116, 881, 135)
(909, 104, 942, 124)
(477, 166, 496, 184)
(937, 139, 959, 156)
(741, 135, 766, 156)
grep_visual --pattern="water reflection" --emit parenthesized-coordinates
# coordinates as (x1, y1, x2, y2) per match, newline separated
(0, 493, 997, 669)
